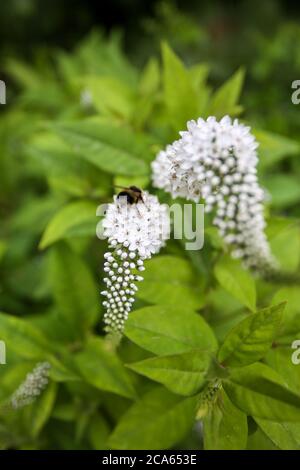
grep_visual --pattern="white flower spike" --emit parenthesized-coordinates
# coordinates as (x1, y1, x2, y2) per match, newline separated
(11, 362, 51, 409)
(101, 191, 169, 335)
(152, 116, 278, 275)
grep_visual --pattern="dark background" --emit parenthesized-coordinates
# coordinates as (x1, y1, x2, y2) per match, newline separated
(2, 0, 300, 136)
(1, 0, 299, 58)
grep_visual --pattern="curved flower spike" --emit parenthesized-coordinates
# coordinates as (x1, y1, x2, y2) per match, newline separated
(152, 115, 278, 276)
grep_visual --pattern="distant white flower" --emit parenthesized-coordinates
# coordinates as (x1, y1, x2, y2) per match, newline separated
(101, 192, 169, 335)
(152, 116, 277, 274)
(11, 362, 51, 409)
(80, 89, 93, 108)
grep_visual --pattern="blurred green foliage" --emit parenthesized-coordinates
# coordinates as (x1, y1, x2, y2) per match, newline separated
(0, 2, 300, 450)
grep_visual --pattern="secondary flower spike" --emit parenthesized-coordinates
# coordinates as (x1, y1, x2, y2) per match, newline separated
(10, 362, 51, 409)
(152, 116, 277, 275)
(101, 191, 169, 335)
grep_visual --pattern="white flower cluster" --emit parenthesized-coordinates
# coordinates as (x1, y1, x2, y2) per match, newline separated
(11, 362, 51, 409)
(152, 116, 277, 274)
(101, 192, 169, 334)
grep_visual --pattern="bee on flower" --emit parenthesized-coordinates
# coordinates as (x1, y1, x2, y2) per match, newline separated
(101, 189, 169, 335)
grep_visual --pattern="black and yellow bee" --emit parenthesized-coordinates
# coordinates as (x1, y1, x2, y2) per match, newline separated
(115, 185, 144, 205)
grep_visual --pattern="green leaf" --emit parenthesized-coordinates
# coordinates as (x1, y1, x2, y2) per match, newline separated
(10, 194, 64, 236)
(214, 255, 256, 311)
(81, 76, 134, 118)
(223, 363, 300, 422)
(75, 403, 99, 444)
(137, 255, 204, 310)
(209, 68, 244, 117)
(40, 200, 98, 249)
(28, 135, 110, 198)
(108, 386, 197, 450)
(162, 43, 199, 131)
(254, 128, 300, 169)
(263, 174, 300, 208)
(51, 120, 149, 176)
(247, 422, 279, 450)
(0, 313, 51, 360)
(127, 349, 212, 396)
(124, 305, 217, 356)
(208, 287, 248, 343)
(25, 382, 57, 438)
(75, 337, 136, 399)
(48, 242, 99, 337)
(6, 255, 48, 301)
(189, 63, 209, 90)
(138, 58, 160, 96)
(218, 302, 285, 367)
(255, 418, 300, 450)
(267, 219, 300, 272)
(52, 402, 76, 422)
(0, 325, 78, 385)
(134, 58, 159, 129)
(48, 352, 80, 383)
(203, 388, 247, 450)
(0, 240, 7, 263)
(75, 31, 137, 86)
(88, 413, 110, 450)
(6, 59, 42, 88)
(266, 347, 300, 394)
(271, 288, 300, 336)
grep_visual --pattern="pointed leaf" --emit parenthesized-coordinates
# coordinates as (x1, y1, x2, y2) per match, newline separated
(255, 418, 300, 450)
(137, 256, 204, 310)
(162, 43, 199, 131)
(124, 305, 217, 356)
(48, 242, 99, 337)
(128, 349, 212, 396)
(218, 302, 285, 367)
(26, 382, 57, 438)
(75, 337, 136, 399)
(204, 389, 247, 450)
(214, 255, 256, 311)
(209, 68, 244, 117)
(40, 200, 97, 249)
(254, 128, 300, 169)
(224, 363, 300, 422)
(108, 386, 197, 450)
(51, 120, 149, 176)
(0, 313, 51, 359)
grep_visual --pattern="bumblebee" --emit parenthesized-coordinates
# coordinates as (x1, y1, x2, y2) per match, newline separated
(115, 185, 144, 205)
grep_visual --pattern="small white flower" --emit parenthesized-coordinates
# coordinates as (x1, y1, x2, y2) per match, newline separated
(80, 89, 93, 108)
(101, 192, 169, 335)
(10, 362, 51, 409)
(152, 115, 277, 274)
